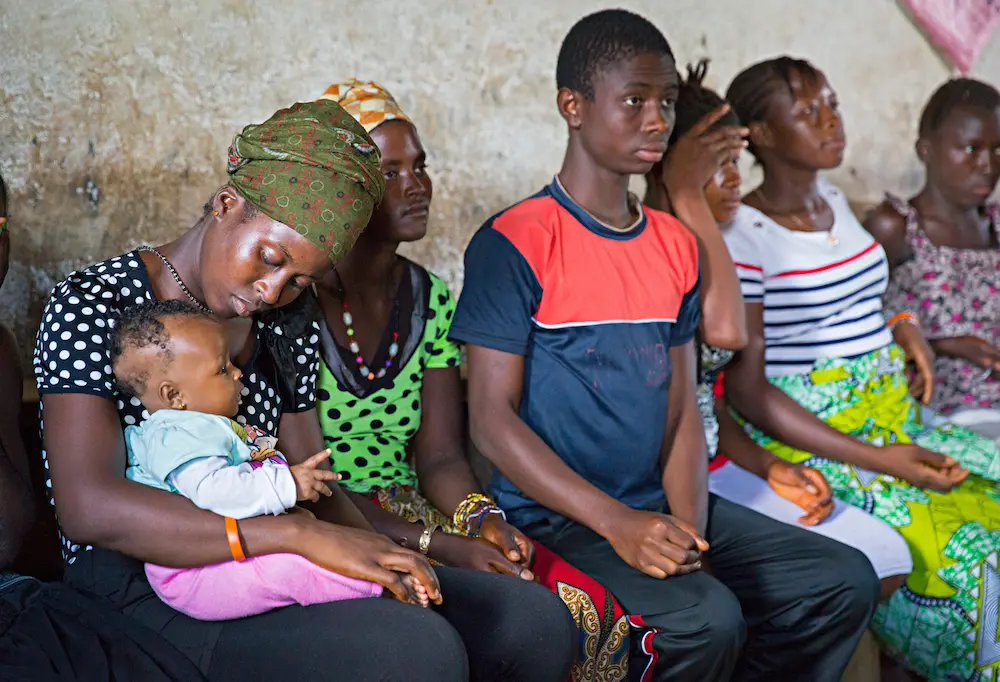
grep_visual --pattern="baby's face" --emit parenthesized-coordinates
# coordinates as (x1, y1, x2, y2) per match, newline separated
(160, 316, 243, 417)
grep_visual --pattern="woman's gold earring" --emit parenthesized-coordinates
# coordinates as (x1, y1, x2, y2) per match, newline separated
(212, 210, 219, 217)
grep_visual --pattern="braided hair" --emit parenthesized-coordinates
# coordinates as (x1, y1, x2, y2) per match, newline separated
(918, 78, 1000, 139)
(646, 60, 740, 209)
(671, 59, 740, 145)
(725, 56, 822, 160)
(556, 9, 673, 100)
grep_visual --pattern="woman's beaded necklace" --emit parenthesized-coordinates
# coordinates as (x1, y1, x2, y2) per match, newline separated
(137, 245, 214, 314)
(337, 274, 401, 381)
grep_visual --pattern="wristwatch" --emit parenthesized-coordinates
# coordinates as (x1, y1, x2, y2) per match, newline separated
(419, 522, 440, 555)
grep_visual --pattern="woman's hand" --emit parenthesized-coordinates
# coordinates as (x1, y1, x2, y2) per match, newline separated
(661, 104, 747, 199)
(766, 460, 834, 526)
(883, 443, 968, 492)
(893, 321, 935, 404)
(478, 514, 535, 568)
(933, 335, 1000, 378)
(297, 515, 444, 606)
(432, 532, 534, 581)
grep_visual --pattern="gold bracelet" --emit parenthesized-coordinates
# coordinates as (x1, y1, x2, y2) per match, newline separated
(419, 522, 439, 555)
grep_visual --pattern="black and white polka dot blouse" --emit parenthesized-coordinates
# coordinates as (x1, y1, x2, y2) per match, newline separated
(32, 250, 321, 566)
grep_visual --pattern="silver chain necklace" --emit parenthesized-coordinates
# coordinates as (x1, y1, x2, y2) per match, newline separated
(755, 188, 839, 246)
(137, 245, 214, 314)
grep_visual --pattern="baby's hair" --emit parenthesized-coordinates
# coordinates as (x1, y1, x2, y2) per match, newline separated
(726, 56, 822, 160)
(110, 299, 215, 398)
(556, 8, 673, 101)
(918, 78, 1000, 138)
(671, 59, 740, 146)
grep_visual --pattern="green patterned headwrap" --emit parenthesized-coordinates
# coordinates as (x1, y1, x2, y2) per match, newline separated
(226, 100, 386, 265)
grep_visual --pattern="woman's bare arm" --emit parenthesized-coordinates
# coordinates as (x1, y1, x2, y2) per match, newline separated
(44, 393, 442, 600)
(714, 394, 778, 479)
(723, 303, 883, 470)
(413, 366, 484, 516)
(672, 192, 747, 350)
(277, 408, 374, 531)
(44, 393, 304, 567)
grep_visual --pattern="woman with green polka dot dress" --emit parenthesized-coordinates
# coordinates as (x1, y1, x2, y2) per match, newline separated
(312, 80, 631, 682)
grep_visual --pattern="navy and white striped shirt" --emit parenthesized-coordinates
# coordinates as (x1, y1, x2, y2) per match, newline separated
(723, 180, 893, 377)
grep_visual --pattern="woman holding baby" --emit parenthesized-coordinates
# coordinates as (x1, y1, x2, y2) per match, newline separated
(33, 98, 574, 682)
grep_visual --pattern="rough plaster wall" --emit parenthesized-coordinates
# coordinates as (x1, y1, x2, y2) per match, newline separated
(1, 0, 998, 365)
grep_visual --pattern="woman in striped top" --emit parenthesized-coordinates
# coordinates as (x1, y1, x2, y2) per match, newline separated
(644, 60, 911, 597)
(721, 56, 1000, 682)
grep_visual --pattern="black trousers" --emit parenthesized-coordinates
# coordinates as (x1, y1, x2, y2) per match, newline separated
(0, 573, 205, 682)
(66, 549, 575, 682)
(525, 494, 880, 682)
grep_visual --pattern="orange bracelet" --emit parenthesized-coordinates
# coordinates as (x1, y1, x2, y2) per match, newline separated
(886, 312, 917, 330)
(225, 516, 247, 562)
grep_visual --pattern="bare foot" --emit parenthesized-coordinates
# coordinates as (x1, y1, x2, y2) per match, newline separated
(399, 572, 430, 608)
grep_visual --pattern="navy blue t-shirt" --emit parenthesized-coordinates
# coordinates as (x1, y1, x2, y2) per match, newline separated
(450, 179, 701, 527)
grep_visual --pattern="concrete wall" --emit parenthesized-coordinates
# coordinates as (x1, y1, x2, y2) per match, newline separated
(1, 0, 998, 364)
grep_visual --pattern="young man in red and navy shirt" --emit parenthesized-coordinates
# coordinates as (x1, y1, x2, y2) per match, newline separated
(451, 9, 879, 681)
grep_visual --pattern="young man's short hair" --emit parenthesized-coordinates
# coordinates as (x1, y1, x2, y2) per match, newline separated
(556, 9, 674, 100)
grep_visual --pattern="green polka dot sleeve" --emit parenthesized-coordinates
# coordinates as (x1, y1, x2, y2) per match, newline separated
(316, 268, 463, 493)
(425, 276, 461, 370)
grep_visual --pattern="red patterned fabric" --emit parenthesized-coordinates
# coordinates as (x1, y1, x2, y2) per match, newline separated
(901, 0, 1000, 73)
(531, 541, 630, 682)
(709, 371, 731, 471)
(366, 488, 630, 680)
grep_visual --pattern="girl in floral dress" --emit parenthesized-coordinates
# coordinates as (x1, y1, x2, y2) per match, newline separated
(866, 78, 1000, 416)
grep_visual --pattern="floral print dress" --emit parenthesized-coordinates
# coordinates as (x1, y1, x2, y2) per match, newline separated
(883, 196, 1000, 414)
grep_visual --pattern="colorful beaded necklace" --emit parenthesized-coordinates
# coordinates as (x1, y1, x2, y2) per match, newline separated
(337, 275, 401, 381)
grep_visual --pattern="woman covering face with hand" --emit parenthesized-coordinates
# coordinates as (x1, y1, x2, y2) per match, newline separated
(644, 59, 911, 603)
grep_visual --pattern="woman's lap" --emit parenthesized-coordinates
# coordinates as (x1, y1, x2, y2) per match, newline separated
(432, 565, 576, 682)
(125, 568, 468, 681)
(819, 463, 1000, 680)
(908, 408, 1000, 481)
(0, 574, 207, 682)
(70, 549, 573, 682)
(745, 349, 1000, 679)
(205, 595, 468, 682)
(708, 461, 912, 579)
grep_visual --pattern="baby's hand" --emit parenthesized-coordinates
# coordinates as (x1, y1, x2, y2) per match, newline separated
(289, 449, 340, 502)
